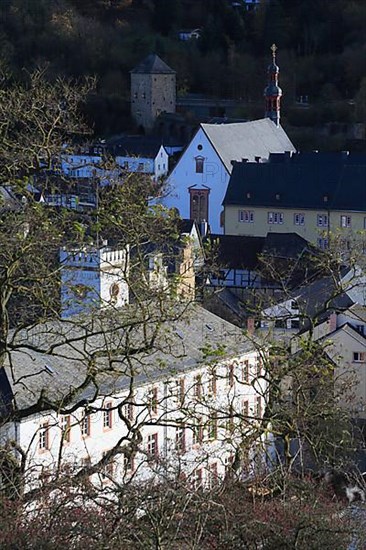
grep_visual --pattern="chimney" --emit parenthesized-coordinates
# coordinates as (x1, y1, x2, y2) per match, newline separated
(247, 317, 255, 335)
(328, 312, 337, 333)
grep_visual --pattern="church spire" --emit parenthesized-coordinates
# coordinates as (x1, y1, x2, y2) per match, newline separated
(264, 44, 282, 127)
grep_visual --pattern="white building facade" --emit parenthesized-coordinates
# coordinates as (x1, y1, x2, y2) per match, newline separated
(60, 245, 129, 318)
(0, 307, 270, 492)
(3, 348, 268, 491)
(61, 144, 169, 182)
(163, 119, 295, 234)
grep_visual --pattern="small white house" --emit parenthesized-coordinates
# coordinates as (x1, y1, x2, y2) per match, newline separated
(60, 154, 102, 179)
(163, 119, 295, 234)
(115, 144, 168, 180)
(61, 139, 169, 183)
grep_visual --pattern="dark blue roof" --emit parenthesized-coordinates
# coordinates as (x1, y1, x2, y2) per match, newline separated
(105, 136, 166, 158)
(207, 232, 311, 269)
(223, 152, 366, 211)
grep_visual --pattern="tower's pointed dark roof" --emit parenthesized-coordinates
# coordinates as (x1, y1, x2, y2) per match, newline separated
(130, 54, 176, 75)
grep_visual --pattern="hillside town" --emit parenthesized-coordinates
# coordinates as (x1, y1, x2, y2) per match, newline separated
(0, 1, 366, 548)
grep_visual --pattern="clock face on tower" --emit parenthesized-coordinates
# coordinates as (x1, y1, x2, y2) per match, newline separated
(109, 282, 120, 299)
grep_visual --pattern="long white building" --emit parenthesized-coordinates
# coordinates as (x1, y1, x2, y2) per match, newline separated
(0, 305, 270, 491)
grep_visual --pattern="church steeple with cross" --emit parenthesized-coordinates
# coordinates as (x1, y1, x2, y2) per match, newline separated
(264, 44, 282, 127)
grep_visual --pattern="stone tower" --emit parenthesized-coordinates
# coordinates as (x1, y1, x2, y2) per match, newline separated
(60, 244, 129, 318)
(264, 44, 282, 127)
(130, 53, 176, 132)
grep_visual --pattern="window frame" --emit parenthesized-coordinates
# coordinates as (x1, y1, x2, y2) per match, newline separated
(102, 451, 115, 479)
(60, 415, 71, 443)
(267, 211, 284, 225)
(39, 422, 49, 451)
(124, 453, 135, 473)
(147, 433, 159, 458)
(124, 401, 134, 422)
(317, 237, 329, 250)
(238, 210, 254, 223)
(81, 414, 91, 437)
(293, 212, 305, 226)
(175, 426, 186, 454)
(228, 363, 235, 388)
(148, 387, 158, 415)
(194, 374, 203, 399)
(103, 402, 113, 430)
(340, 214, 351, 228)
(242, 360, 250, 384)
(192, 417, 203, 446)
(317, 214, 328, 227)
(195, 156, 204, 174)
(209, 368, 217, 396)
(207, 414, 218, 441)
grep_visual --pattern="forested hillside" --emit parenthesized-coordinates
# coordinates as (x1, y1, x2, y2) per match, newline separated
(0, 0, 365, 137)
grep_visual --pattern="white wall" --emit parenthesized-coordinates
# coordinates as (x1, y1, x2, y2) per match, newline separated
(6, 350, 270, 491)
(163, 128, 229, 234)
(60, 247, 129, 318)
(62, 149, 168, 182)
(61, 155, 102, 178)
(153, 146, 169, 179)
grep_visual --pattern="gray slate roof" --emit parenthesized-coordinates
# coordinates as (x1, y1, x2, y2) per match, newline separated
(2, 304, 250, 414)
(208, 232, 311, 270)
(201, 118, 296, 173)
(0, 186, 21, 213)
(130, 54, 176, 75)
(224, 151, 366, 210)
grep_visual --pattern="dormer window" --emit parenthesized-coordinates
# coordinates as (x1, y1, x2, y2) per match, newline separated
(275, 193, 281, 200)
(246, 192, 251, 199)
(323, 195, 328, 203)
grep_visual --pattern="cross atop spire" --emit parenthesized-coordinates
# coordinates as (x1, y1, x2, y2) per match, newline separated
(264, 44, 282, 127)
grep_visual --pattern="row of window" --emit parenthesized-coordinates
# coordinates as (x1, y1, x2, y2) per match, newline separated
(147, 399, 262, 458)
(238, 211, 356, 228)
(192, 361, 261, 400)
(100, 448, 220, 489)
(39, 406, 114, 450)
(39, 388, 263, 453)
(39, 360, 261, 451)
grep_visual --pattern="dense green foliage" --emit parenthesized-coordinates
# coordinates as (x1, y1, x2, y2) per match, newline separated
(0, 0, 365, 136)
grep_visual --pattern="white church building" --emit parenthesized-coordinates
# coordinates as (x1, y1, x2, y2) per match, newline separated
(162, 119, 295, 234)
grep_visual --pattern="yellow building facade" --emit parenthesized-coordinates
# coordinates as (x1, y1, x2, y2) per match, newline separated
(224, 205, 366, 248)
(223, 151, 366, 248)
